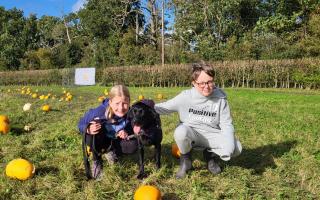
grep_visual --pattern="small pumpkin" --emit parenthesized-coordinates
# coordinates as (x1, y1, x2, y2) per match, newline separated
(156, 93, 164, 100)
(32, 93, 38, 98)
(138, 95, 144, 101)
(65, 96, 72, 101)
(41, 105, 51, 112)
(104, 89, 109, 96)
(171, 143, 181, 159)
(0, 122, 10, 134)
(5, 158, 35, 180)
(134, 185, 161, 200)
(39, 95, 45, 100)
(24, 125, 32, 132)
(23, 103, 32, 111)
(0, 115, 10, 124)
(98, 96, 105, 102)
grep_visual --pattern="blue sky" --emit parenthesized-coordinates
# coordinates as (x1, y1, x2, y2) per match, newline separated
(0, 0, 86, 17)
(0, 0, 174, 29)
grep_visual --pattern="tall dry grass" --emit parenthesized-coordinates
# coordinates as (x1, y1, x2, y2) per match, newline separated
(0, 58, 319, 89)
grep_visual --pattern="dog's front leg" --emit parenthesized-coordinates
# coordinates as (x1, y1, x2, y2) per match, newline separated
(154, 143, 161, 169)
(137, 137, 147, 179)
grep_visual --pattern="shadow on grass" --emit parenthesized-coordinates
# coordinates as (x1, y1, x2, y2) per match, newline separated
(76, 140, 297, 179)
(9, 127, 25, 136)
(73, 167, 91, 184)
(36, 166, 60, 176)
(113, 143, 179, 179)
(48, 109, 60, 112)
(9, 126, 36, 136)
(162, 193, 182, 200)
(229, 140, 297, 174)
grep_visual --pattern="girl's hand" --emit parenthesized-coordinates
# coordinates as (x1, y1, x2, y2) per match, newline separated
(87, 121, 102, 135)
(117, 130, 128, 139)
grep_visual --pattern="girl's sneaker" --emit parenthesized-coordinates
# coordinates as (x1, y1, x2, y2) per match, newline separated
(92, 159, 103, 180)
(104, 151, 118, 165)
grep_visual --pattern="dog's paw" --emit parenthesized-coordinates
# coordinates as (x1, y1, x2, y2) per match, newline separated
(137, 172, 148, 179)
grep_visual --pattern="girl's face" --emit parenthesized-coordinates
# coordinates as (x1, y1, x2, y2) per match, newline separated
(109, 96, 130, 117)
(192, 71, 215, 97)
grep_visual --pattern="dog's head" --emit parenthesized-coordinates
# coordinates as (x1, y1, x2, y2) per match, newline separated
(127, 101, 159, 134)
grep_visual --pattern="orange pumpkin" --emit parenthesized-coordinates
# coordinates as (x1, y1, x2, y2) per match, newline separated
(134, 185, 161, 200)
(0, 115, 10, 124)
(171, 143, 181, 158)
(0, 122, 10, 134)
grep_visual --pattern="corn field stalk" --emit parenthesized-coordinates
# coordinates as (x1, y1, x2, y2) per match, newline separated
(0, 59, 319, 89)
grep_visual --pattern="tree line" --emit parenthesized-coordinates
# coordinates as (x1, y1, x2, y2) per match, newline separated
(0, 0, 320, 71)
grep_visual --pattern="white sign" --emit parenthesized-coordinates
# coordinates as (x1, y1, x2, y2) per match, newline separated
(75, 68, 96, 85)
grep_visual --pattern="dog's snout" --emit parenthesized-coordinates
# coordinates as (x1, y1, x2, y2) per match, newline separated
(132, 118, 141, 126)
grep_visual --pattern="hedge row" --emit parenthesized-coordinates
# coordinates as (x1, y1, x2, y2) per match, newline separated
(0, 59, 319, 89)
(103, 58, 320, 89)
(0, 68, 74, 86)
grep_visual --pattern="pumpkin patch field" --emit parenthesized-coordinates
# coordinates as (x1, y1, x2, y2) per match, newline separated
(0, 85, 320, 199)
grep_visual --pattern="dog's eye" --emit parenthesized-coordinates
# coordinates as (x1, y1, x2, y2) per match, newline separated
(139, 109, 145, 115)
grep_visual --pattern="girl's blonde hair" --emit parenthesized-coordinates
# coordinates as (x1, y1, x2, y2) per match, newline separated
(106, 84, 130, 119)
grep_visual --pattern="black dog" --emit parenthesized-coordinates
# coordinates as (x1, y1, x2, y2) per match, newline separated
(127, 100, 162, 179)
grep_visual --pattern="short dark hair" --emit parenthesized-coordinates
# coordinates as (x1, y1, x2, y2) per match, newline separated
(191, 61, 215, 81)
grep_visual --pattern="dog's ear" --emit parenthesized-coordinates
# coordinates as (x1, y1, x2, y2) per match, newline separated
(141, 103, 160, 126)
(127, 106, 135, 120)
(150, 108, 161, 126)
(140, 99, 155, 108)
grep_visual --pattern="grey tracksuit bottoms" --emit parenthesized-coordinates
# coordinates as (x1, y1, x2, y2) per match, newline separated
(174, 124, 242, 161)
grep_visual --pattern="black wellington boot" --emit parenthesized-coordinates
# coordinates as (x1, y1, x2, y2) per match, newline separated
(203, 149, 221, 175)
(176, 152, 192, 179)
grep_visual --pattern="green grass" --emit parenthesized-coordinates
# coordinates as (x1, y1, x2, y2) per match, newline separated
(0, 86, 319, 200)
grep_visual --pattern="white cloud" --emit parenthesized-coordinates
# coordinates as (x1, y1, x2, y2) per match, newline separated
(72, 0, 87, 12)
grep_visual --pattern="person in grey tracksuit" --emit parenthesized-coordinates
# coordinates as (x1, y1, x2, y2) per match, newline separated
(155, 62, 242, 178)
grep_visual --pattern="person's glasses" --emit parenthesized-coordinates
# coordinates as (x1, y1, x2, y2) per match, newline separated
(194, 80, 214, 88)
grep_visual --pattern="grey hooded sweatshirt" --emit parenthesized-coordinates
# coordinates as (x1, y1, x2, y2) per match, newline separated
(155, 87, 241, 160)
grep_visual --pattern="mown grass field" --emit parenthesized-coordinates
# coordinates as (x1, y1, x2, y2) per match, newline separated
(0, 85, 319, 200)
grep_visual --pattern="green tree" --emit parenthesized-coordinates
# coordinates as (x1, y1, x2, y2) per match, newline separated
(37, 16, 61, 48)
(119, 30, 141, 65)
(298, 7, 320, 56)
(23, 14, 40, 50)
(67, 42, 84, 65)
(78, 0, 142, 66)
(173, 0, 246, 60)
(21, 50, 41, 70)
(0, 7, 26, 70)
(139, 44, 160, 65)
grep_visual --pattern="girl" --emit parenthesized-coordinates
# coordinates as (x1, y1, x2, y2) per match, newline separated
(155, 62, 242, 178)
(78, 84, 136, 179)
